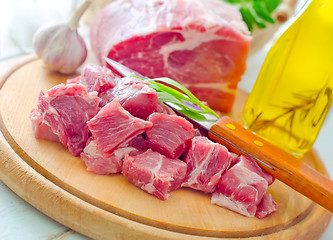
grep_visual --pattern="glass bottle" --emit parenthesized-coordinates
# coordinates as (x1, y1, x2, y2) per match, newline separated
(242, 0, 333, 158)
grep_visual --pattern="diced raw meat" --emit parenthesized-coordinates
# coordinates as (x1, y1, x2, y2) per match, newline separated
(81, 138, 137, 175)
(87, 98, 152, 157)
(182, 136, 230, 193)
(155, 102, 176, 115)
(126, 134, 149, 153)
(80, 64, 117, 93)
(111, 80, 158, 119)
(98, 76, 148, 107)
(146, 113, 195, 159)
(228, 152, 239, 169)
(192, 124, 209, 138)
(122, 149, 187, 200)
(37, 83, 100, 156)
(30, 108, 59, 142)
(211, 155, 270, 217)
(237, 155, 275, 186)
(98, 76, 158, 119)
(66, 76, 81, 84)
(90, 0, 251, 112)
(255, 194, 279, 219)
(66, 64, 157, 119)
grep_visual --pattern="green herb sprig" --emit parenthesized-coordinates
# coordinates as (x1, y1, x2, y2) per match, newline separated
(148, 77, 220, 121)
(248, 83, 333, 137)
(222, 0, 282, 31)
(103, 57, 219, 121)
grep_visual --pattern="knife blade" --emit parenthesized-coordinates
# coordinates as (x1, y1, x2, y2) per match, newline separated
(104, 57, 333, 213)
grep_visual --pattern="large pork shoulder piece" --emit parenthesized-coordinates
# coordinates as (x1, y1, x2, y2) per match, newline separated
(90, 0, 251, 112)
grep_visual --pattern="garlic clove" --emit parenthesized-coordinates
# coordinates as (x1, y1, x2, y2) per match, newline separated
(33, 22, 61, 57)
(32, 0, 91, 74)
(33, 23, 87, 74)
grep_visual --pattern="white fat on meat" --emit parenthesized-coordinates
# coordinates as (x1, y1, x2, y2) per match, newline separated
(122, 149, 187, 200)
(90, 0, 251, 112)
(211, 155, 272, 218)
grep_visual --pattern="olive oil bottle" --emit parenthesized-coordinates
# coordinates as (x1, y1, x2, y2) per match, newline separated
(242, 0, 333, 158)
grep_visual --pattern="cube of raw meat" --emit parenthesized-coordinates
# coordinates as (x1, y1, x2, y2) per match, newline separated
(155, 102, 176, 115)
(66, 64, 157, 119)
(90, 0, 251, 112)
(66, 76, 81, 84)
(30, 108, 59, 142)
(87, 98, 152, 157)
(81, 138, 137, 175)
(182, 136, 230, 193)
(122, 149, 187, 200)
(98, 76, 146, 106)
(227, 152, 239, 169)
(237, 155, 275, 185)
(255, 194, 279, 219)
(146, 113, 195, 159)
(113, 81, 158, 119)
(125, 134, 149, 153)
(80, 64, 117, 93)
(37, 83, 100, 156)
(99, 76, 158, 119)
(211, 155, 270, 217)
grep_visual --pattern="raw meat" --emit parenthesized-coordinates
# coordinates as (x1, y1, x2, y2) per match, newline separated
(97, 76, 158, 119)
(122, 149, 187, 200)
(90, 0, 251, 112)
(87, 98, 152, 157)
(66, 65, 117, 93)
(126, 134, 149, 153)
(102, 78, 158, 119)
(31, 61, 278, 218)
(66, 76, 81, 84)
(81, 138, 137, 175)
(80, 64, 117, 93)
(30, 107, 59, 142)
(182, 136, 230, 193)
(227, 152, 239, 169)
(146, 113, 195, 159)
(255, 194, 279, 219)
(37, 83, 100, 156)
(67, 64, 159, 119)
(155, 102, 176, 115)
(211, 155, 272, 217)
(237, 155, 275, 186)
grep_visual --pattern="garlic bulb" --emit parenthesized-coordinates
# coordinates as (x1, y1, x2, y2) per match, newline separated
(33, 0, 91, 74)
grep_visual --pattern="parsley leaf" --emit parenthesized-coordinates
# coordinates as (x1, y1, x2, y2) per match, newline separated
(222, 0, 282, 31)
(103, 57, 220, 121)
(148, 77, 220, 120)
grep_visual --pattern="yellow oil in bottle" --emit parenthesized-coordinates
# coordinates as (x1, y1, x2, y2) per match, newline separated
(242, 0, 333, 158)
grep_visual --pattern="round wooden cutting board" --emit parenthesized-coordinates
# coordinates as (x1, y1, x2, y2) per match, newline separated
(0, 56, 332, 240)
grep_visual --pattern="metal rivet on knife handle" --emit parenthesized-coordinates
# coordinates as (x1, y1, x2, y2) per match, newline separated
(226, 123, 236, 130)
(254, 140, 264, 147)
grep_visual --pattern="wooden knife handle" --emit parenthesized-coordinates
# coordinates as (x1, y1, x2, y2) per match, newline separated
(208, 116, 333, 213)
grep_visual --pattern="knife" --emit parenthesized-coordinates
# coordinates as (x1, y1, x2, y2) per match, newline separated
(103, 57, 333, 213)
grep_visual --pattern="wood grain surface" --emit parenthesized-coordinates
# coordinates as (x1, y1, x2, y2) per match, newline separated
(0, 57, 332, 240)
